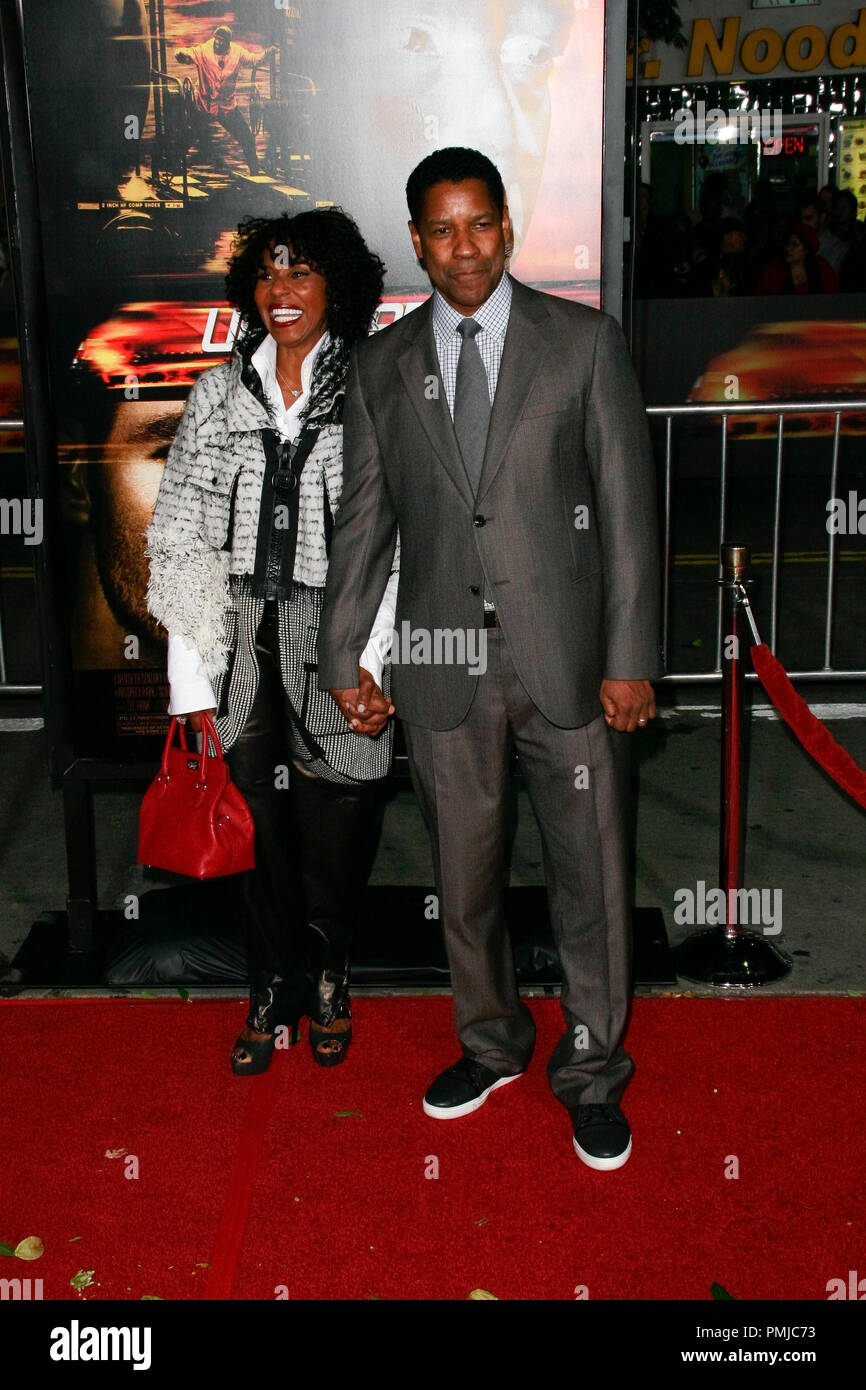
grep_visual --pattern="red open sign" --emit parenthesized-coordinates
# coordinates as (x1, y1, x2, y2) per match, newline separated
(763, 132, 807, 157)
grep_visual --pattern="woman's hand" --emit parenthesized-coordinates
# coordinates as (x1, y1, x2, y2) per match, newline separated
(182, 708, 217, 734)
(329, 668, 394, 736)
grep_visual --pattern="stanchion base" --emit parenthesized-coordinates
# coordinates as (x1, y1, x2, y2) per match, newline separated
(674, 928, 792, 989)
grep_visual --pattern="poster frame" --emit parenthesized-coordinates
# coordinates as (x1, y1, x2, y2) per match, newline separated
(0, 0, 630, 945)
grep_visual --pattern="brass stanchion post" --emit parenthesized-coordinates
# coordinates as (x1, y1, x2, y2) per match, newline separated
(674, 545, 791, 987)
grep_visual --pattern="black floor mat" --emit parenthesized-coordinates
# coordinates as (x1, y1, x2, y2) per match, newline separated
(0, 885, 674, 991)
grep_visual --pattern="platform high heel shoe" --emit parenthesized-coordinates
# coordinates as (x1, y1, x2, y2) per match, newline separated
(231, 970, 307, 1075)
(308, 954, 352, 1068)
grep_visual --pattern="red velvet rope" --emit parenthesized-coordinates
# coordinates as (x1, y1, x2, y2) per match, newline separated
(750, 644, 866, 810)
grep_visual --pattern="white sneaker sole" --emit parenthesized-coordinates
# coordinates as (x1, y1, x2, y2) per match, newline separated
(573, 1134, 632, 1171)
(422, 1071, 523, 1119)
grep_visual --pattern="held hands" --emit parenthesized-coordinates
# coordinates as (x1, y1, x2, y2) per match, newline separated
(186, 685, 647, 738)
(600, 679, 655, 733)
(329, 668, 395, 737)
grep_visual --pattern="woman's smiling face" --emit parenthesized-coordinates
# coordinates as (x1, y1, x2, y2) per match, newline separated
(253, 244, 330, 354)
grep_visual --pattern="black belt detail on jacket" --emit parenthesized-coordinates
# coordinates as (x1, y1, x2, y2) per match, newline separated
(250, 425, 321, 599)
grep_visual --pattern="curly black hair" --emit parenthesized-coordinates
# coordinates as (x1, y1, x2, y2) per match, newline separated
(225, 207, 385, 425)
(226, 207, 384, 352)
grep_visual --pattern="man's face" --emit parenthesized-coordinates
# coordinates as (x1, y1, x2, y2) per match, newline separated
(303, 0, 573, 284)
(90, 398, 184, 652)
(799, 204, 821, 234)
(213, 31, 231, 56)
(410, 178, 511, 314)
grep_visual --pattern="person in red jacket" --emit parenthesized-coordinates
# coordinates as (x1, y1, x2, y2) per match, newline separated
(176, 26, 274, 175)
(754, 222, 839, 295)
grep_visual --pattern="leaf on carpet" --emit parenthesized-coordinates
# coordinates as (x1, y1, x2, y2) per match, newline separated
(14, 1236, 44, 1261)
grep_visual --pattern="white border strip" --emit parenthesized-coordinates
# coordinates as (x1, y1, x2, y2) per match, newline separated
(662, 704, 866, 722)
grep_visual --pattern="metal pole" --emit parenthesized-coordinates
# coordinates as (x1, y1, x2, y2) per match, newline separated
(674, 544, 791, 987)
(661, 413, 672, 673)
(720, 544, 746, 944)
(714, 417, 729, 672)
(823, 411, 841, 670)
(770, 413, 785, 653)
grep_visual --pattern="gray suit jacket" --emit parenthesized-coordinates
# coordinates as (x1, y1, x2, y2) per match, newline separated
(318, 275, 661, 731)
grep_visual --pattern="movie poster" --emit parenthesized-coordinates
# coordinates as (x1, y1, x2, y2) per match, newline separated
(18, 0, 606, 760)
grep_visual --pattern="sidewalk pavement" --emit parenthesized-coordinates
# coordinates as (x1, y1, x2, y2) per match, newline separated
(0, 690, 863, 995)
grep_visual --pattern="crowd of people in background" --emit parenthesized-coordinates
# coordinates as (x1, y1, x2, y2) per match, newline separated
(634, 172, 866, 298)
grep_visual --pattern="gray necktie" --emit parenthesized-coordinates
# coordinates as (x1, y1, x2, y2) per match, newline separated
(453, 317, 490, 495)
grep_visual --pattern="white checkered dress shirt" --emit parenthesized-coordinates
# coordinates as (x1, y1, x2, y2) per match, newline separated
(431, 272, 513, 416)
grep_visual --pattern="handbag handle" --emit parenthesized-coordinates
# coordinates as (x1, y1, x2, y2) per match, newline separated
(158, 714, 223, 784)
(198, 713, 226, 788)
(159, 717, 184, 778)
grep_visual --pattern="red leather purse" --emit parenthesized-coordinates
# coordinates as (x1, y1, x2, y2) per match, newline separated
(138, 714, 255, 878)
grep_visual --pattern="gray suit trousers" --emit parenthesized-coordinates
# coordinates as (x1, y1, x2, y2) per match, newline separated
(402, 628, 635, 1113)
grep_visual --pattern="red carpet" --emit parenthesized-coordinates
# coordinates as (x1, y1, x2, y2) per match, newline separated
(0, 997, 862, 1301)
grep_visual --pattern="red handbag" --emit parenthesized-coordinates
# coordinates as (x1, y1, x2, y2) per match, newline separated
(138, 714, 255, 878)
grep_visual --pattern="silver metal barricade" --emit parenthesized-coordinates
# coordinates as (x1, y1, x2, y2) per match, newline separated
(647, 399, 866, 684)
(1, 400, 865, 696)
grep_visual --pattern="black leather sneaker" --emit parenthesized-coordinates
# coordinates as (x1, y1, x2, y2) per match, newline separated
(422, 1057, 523, 1119)
(571, 1103, 632, 1170)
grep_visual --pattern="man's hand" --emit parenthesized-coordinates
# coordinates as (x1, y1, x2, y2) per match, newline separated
(175, 50, 192, 64)
(329, 668, 395, 737)
(182, 707, 217, 734)
(600, 679, 655, 733)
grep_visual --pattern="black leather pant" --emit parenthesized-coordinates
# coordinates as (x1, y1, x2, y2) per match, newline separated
(225, 603, 387, 1031)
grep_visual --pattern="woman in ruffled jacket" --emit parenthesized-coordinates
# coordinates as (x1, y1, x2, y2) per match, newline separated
(147, 209, 398, 1073)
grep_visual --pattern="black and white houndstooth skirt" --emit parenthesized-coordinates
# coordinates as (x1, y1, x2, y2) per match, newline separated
(212, 575, 392, 785)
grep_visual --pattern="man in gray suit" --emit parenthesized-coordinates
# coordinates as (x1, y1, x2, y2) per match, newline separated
(319, 147, 660, 1169)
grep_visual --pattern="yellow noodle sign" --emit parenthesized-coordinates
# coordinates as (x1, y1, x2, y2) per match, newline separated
(685, 10, 866, 78)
